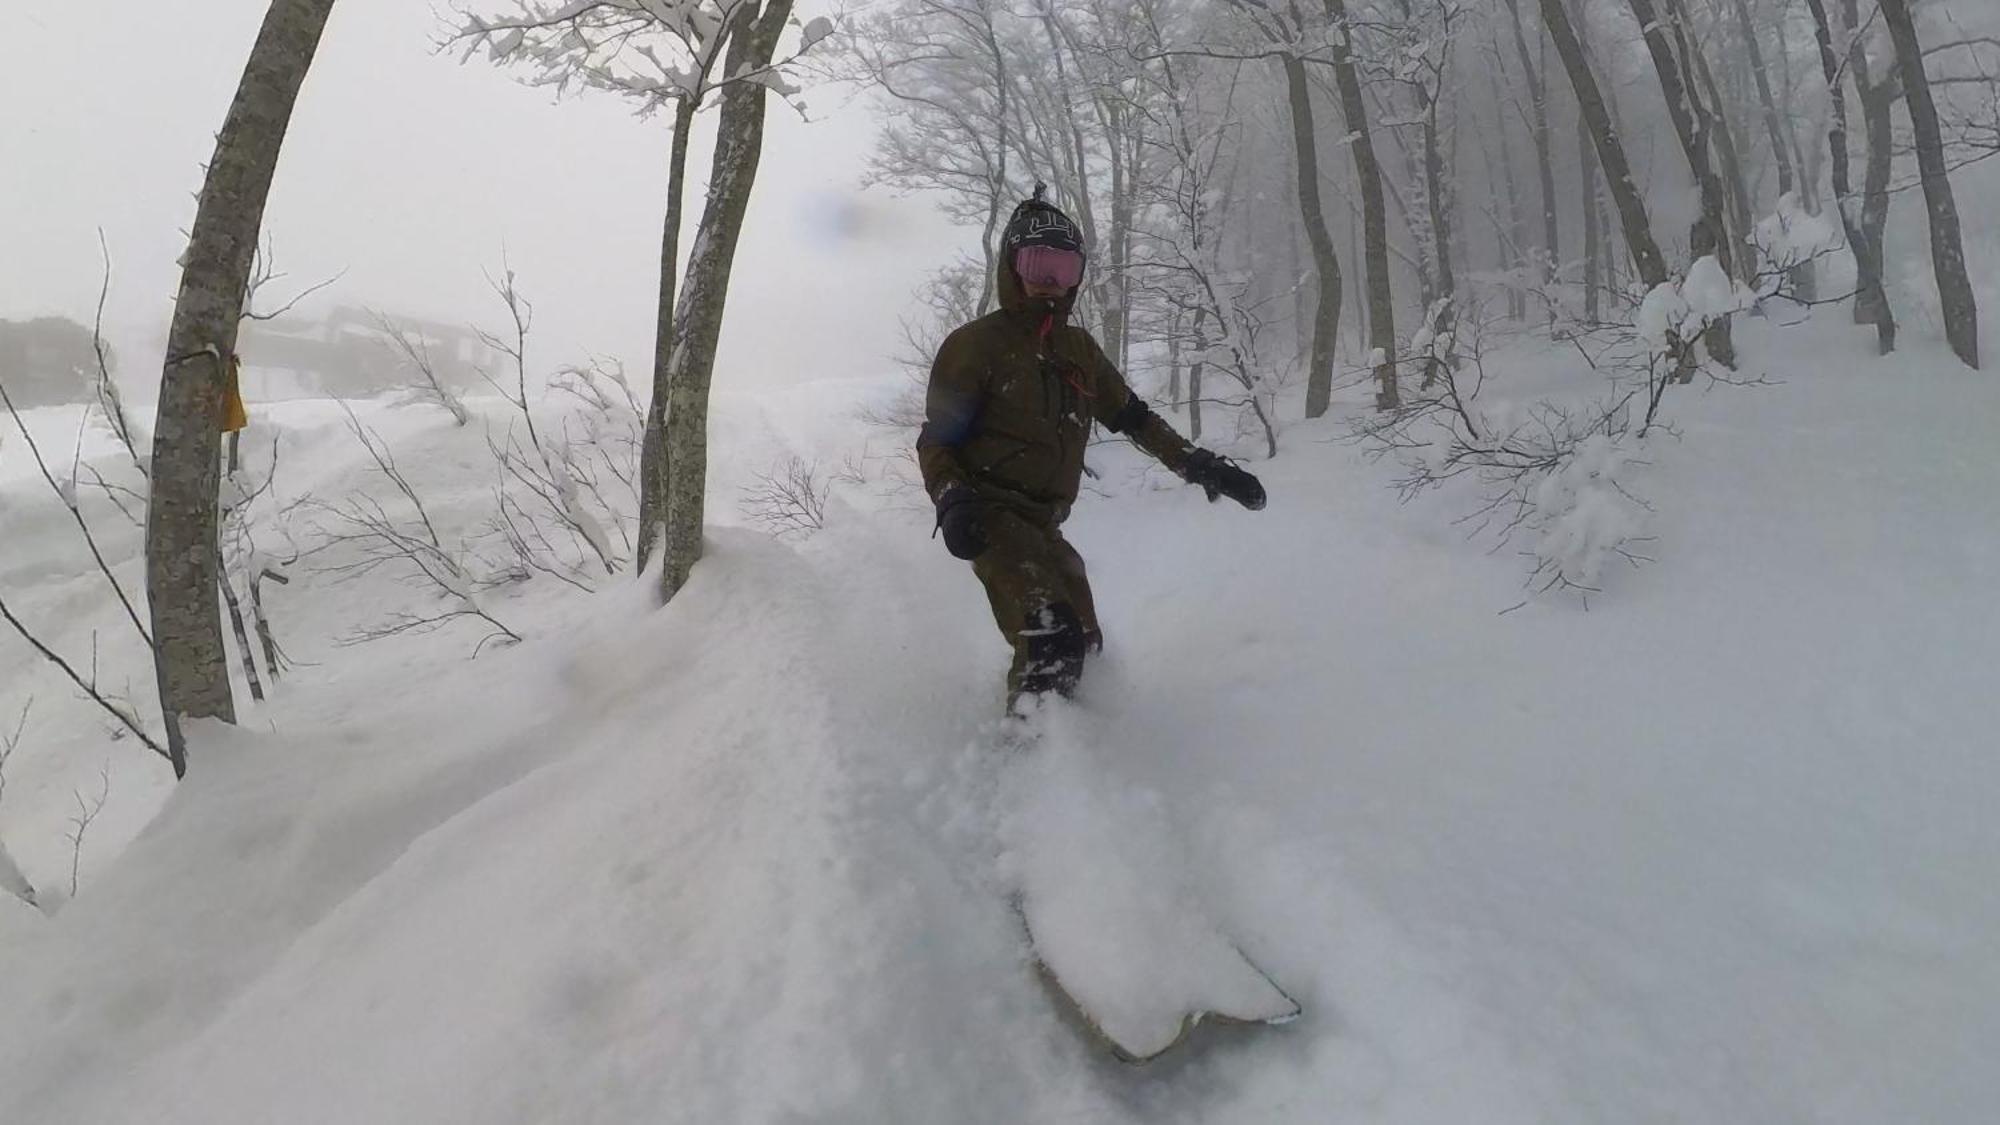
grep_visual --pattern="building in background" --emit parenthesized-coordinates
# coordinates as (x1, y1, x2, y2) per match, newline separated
(238, 306, 501, 400)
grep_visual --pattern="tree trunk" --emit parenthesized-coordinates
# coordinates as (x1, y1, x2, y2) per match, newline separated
(249, 568, 286, 680)
(1417, 68, 1458, 390)
(1502, 0, 1559, 320)
(1749, 0, 1816, 300)
(1856, 78, 1898, 344)
(1327, 0, 1397, 408)
(215, 547, 263, 704)
(1096, 96, 1135, 372)
(977, 6, 1010, 316)
(1877, 0, 1979, 369)
(1189, 308, 1206, 441)
(658, 1, 794, 602)
(1684, 18, 1756, 276)
(1580, 89, 1604, 322)
(637, 96, 698, 575)
(1538, 0, 1668, 288)
(1806, 0, 1894, 352)
(147, 0, 336, 777)
(1734, 0, 1796, 198)
(1284, 55, 1344, 419)
(1037, 2, 1107, 340)
(1477, 60, 1525, 319)
(1627, 0, 1736, 367)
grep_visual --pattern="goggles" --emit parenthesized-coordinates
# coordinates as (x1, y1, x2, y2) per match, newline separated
(1015, 245, 1086, 289)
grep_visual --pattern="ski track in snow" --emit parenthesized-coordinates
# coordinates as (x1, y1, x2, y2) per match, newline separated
(2, 323, 1997, 1122)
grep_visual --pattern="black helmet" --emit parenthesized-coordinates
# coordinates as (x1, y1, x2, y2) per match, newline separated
(1002, 182, 1085, 256)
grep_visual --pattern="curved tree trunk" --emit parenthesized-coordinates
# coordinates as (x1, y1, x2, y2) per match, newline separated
(147, 0, 337, 777)
(1856, 79, 1898, 345)
(1878, 0, 1979, 369)
(658, 1, 794, 602)
(1842, 0, 1901, 346)
(1284, 54, 1345, 419)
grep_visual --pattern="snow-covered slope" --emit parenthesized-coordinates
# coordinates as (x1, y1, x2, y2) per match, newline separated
(1, 318, 1996, 1123)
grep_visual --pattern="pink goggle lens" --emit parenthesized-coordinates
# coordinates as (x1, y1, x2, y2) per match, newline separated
(1015, 246, 1085, 289)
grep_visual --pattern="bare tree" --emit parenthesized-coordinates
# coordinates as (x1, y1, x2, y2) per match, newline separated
(301, 407, 523, 655)
(369, 310, 471, 425)
(658, 0, 798, 602)
(64, 764, 112, 900)
(1326, 0, 1397, 407)
(1500, 0, 1561, 323)
(1219, 0, 1344, 418)
(1877, 0, 1980, 369)
(1626, 0, 1739, 368)
(455, 0, 831, 574)
(740, 456, 830, 538)
(1805, 0, 1897, 353)
(148, 0, 338, 778)
(0, 701, 35, 909)
(834, 0, 1019, 315)
(473, 269, 623, 580)
(1538, 0, 1669, 291)
(1, 382, 173, 764)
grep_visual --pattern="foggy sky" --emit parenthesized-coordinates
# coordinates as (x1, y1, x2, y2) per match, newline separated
(2, 0, 969, 393)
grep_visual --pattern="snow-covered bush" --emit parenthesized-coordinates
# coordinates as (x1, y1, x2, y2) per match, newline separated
(1527, 433, 1650, 593)
(1352, 308, 1656, 600)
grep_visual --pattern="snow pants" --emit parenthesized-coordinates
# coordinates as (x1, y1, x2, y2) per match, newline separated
(971, 507, 1102, 706)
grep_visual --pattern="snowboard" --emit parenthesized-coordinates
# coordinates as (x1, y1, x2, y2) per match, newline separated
(996, 705, 1301, 1063)
(1016, 888, 1301, 1063)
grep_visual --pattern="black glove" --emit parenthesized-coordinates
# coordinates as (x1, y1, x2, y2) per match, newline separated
(1182, 450, 1267, 511)
(935, 485, 990, 560)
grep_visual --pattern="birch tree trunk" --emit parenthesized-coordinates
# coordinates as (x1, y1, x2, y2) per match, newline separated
(658, 1, 794, 602)
(147, 0, 336, 777)
(1285, 55, 1344, 419)
(1877, 0, 1979, 369)
(637, 96, 699, 574)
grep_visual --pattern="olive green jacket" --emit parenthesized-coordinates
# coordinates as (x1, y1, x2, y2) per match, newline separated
(918, 262, 1194, 525)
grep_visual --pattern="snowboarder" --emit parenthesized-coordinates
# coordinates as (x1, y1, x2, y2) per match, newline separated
(919, 186, 1267, 711)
